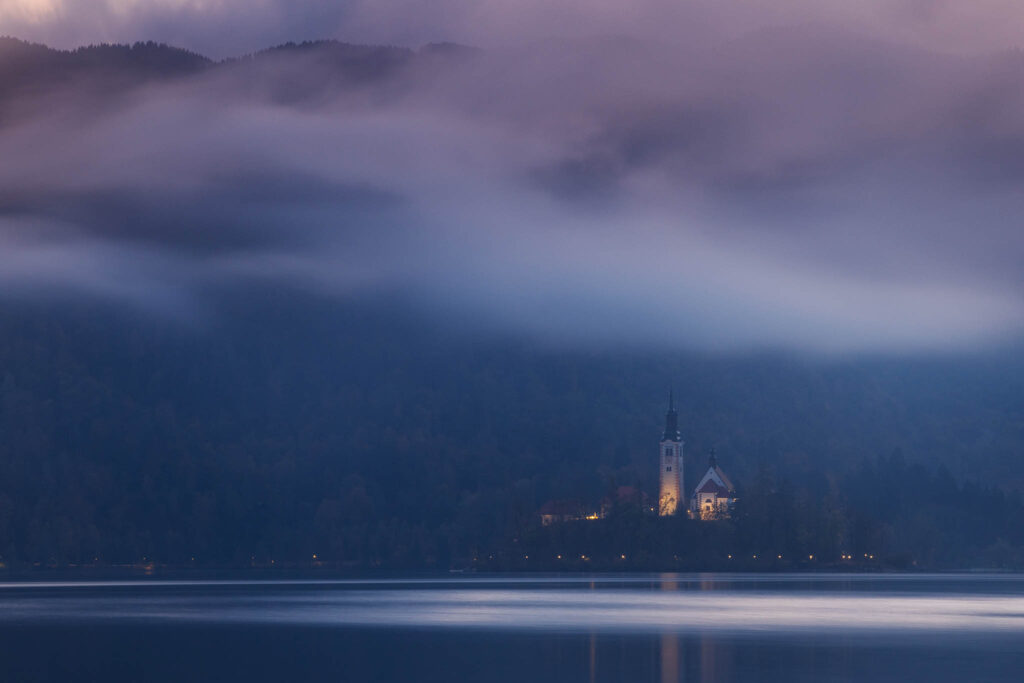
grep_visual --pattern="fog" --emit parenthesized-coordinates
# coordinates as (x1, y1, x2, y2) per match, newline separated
(3, 1, 1024, 352)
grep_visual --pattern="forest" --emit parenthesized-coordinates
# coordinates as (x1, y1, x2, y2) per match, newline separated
(0, 290, 1022, 571)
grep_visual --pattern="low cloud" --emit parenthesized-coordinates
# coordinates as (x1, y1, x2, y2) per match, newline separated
(2, 8, 1024, 353)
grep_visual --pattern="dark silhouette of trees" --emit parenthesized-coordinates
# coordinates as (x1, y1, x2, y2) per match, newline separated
(0, 291, 1021, 569)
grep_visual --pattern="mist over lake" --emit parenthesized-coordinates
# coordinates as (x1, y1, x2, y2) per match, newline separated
(5, 574, 1024, 682)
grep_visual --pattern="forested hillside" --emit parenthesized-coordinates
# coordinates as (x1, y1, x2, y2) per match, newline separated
(0, 290, 1021, 568)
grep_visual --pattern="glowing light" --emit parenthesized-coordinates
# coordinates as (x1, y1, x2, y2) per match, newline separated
(0, 0, 60, 23)
(1, 0, 208, 24)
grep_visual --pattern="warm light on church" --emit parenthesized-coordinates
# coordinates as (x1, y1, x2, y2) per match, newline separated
(657, 392, 737, 519)
(658, 391, 684, 516)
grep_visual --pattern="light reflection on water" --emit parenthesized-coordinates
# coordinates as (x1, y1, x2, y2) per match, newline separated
(10, 590, 1024, 634)
(2, 574, 1024, 636)
(3, 574, 1024, 682)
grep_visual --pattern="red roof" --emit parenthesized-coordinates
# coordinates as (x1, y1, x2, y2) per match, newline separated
(696, 480, 731, 496)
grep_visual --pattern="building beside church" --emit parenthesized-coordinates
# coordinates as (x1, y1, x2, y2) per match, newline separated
(657, 394, 737, 519)
(538, 500, 587, 526)
(690, 450, 736, 519)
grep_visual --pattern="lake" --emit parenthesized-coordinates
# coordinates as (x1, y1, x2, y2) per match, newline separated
(2, 573, 1024, 681)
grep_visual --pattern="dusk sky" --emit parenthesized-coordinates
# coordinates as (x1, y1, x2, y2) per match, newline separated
(3, 0, 1024, 353)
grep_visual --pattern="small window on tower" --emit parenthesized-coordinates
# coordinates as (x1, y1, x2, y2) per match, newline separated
(666, 466, 672, 472)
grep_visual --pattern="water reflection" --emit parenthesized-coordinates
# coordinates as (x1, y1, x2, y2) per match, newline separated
(661, 633, 679, 683)
(2, 575, 1024, 682)
(589, 632, 596, 683)
(701, 634, 729, 683)
(3, 575, 1024, 636)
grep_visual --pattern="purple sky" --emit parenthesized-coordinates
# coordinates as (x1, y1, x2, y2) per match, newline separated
(7, 0, 1024, 57)
(2, 0, 1024, 353)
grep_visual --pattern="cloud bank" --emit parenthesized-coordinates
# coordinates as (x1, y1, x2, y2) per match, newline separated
(2, 3, 1024, 353)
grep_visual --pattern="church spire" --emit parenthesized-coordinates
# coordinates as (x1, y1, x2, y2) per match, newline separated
(663, 389, 681, 442)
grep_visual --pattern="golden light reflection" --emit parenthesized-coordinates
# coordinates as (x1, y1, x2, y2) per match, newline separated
(700, 634, 729, 683)
(660, 633, 679, 683)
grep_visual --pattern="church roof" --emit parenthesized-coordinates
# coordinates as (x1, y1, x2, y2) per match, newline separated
(692, 454, 735, 499)
(712, 466, 734, 492)
(696, 479, 731, 497)
(662, 390, 681, 442)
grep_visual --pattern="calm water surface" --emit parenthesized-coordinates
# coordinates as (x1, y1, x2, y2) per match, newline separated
(1, 573, 1023, 681)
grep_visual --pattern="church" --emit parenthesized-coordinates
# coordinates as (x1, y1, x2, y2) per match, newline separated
(658, 393, 737, 519)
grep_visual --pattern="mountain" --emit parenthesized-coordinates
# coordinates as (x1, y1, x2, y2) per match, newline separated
(0, 37, 474, 112)
(0, 38, 209, 94)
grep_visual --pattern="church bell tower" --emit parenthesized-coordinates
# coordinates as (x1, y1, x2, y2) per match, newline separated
(659, 390, 684, 516)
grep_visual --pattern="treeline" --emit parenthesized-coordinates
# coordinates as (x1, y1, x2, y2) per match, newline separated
(0, 36, 470, 116)
(491, 452, 1024, 571)
(0, 291, 1022, 570)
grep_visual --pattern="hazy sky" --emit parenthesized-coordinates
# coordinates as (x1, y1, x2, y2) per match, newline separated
(2, 0, 1024, 353)
(6, 0, 1024, 57)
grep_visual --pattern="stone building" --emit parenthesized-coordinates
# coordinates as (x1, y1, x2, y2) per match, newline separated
(690, 450, 736, 519)
(658, 392, 684, 516)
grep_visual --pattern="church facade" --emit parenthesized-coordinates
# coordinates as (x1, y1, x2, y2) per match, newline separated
(691, 450, 735, 519)
(658, 395, 736, 519)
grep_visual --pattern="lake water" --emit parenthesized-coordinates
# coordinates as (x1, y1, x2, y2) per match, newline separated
(2, 573, 1024, 681)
